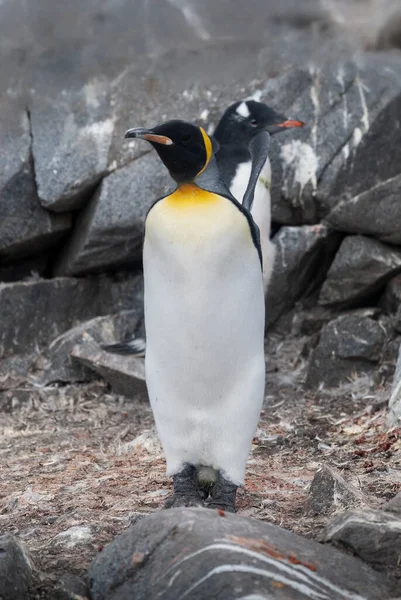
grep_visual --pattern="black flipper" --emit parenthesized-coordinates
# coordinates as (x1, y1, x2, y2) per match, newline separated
(195, 153, 263, 269)
(242, 131, 270, 212)
(101, 337, 146, 357)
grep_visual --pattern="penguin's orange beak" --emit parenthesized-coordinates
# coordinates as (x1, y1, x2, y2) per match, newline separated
(276, 119, 305, 128)
(125, 127, 174, 145)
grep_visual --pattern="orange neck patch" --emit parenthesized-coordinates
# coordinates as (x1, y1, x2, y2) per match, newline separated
(165, 183, 220, 208)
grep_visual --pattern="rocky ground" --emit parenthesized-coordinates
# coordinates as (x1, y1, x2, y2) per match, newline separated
(1, 327, 401, 598)
(2, 0, 401, 598)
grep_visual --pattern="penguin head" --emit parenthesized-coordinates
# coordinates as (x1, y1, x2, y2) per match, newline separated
(214, 100, 304, 145)
(125, 120, 216, 183)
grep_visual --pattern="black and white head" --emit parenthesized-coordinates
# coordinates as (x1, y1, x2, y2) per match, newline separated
(213, 100, 304, 145)
(125, 120, 218, 183)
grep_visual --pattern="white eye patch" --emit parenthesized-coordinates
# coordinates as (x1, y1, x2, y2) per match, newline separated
(236, 102, 251, 118)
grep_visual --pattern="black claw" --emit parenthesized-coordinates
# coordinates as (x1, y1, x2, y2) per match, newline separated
(208, 472, 237, 513)
(164, 464, 204, 509)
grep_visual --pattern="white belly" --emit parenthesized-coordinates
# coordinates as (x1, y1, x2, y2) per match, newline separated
(230, 158, 276, 293)
(143, 192, 265, 485)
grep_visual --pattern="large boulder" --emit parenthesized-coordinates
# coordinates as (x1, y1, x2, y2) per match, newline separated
(325, 172, 401, 245)
(71, 341, 147, 398)
(323, 508, 401, 577)
(88, 507, 397, 600)
(0, 274, 143, 358)
(319, 235, 401, 308)
(388, 341, 401, 426)
(30, 310, 143, 386)
(54, 153, 172, 275)
(30, 82, 116, 212)
(267, 53, 401, 224)
(0, 534, 34, 600)
(266, 225, 340, 327)
(306, 310, 388, 388)
(0, 98, 71, 261)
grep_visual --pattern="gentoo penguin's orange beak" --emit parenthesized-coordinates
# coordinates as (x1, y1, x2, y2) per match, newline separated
(276, 119, 305, 129)
(124, 127, 174, 145)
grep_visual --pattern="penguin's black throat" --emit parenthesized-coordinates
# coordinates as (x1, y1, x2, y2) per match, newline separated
(125, 119, 216, 183)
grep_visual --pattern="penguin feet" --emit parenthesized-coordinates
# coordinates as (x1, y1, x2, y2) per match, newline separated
(164, 464, 204, 509)
(206, 473, 237, 513)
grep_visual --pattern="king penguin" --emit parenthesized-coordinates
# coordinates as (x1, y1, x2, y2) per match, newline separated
(125, 119, 269, 512)
(103, 101, 304, 358)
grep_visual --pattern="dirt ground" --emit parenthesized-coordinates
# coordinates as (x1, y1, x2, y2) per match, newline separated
(1, 332, 400, 597)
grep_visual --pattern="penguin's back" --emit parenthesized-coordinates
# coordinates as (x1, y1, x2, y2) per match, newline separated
(143, 183, 265, 485)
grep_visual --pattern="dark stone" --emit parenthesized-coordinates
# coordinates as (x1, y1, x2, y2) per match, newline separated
(0, 533, 34, 600)
(54, 152, 172, 275)
(88, 507, 396, 600)
(0, 255, 48, 282)
(380, 273, 401, 314)
(30, 310, 143, 386)
(71, 342, 146, 399)
(376, 8, 401, 50)
(325, 173, 401, 245)
(323, 508, 401, 576)
(30, 83, 115, 212)
(291, 306, 334, 336)
(52, 573, 90, 600)
(0, 97, 71, 261)
(306, 464, 370, 516)
(383, 492, 401, 516)
(0, 273, 143, 358)
(325, 71, 401, 215)
(306, 311, 388, 388)
(268, 54, 401, 224)
(319, 235, 401, 308)
(266, 225, 340, 328)
(0, 353, 37, 391)
(389, 342, 401, 426)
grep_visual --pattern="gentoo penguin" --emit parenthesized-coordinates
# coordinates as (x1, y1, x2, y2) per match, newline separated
(103, 101, 304, 357)
(214, 100, 304, 292)
(125, 120, 269, 512)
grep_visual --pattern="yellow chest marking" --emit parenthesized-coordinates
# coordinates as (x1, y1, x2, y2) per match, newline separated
(163, 183, 221, 209)
(146, 183, 251, 248)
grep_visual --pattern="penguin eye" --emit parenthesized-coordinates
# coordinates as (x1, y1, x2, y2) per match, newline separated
(250, 120, 258, 127)
(181, 134, 192, 143)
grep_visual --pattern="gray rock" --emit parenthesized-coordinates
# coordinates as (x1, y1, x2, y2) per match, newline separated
(323, 508, 401, 576)
(0, 353, 38, 391)
(266, 225, 340, 327)
(30, 310, 143, 386)
(325, 64, 401, 215)
(388, 342, 401, 426)
(383, 492, 401, 515)
(325, 173, 401, 245)
(306, 311, 388, 388)
(0, 97, 71, 261)
(380, 273, 401, 314)
(71, 341, 147, 398)
(55, 153, 172, 275)
(267, 54, 401, 224)
(0, 533, 34, 600)
(306, 464, 370, 516)
(88, 507, 396, 600)
(0, 273, 143, 358)
(319, 235, 401, 308)
(52, 573, 90, 600)
(30, 82, 115, 212)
